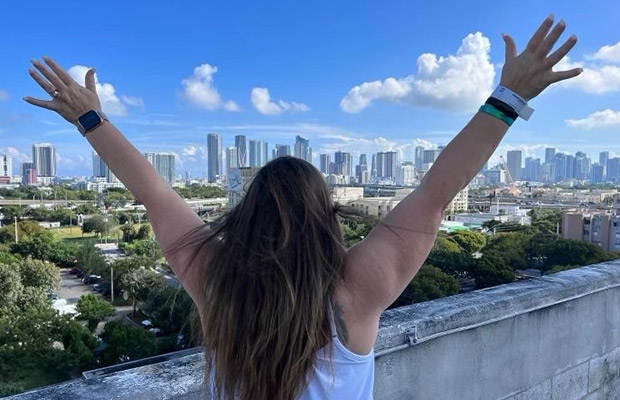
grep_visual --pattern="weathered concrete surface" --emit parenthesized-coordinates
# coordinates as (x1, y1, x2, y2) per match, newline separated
(8, 261, 620, 400)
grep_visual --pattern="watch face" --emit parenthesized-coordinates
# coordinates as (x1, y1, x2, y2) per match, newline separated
(78, 110, 102, 131)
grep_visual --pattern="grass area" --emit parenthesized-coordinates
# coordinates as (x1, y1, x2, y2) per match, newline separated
(51, 224, 125, 244)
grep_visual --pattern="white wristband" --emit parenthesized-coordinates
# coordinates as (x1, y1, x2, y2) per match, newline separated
(491, 86, 535, 121)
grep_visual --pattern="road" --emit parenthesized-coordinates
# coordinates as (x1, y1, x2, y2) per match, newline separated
(57, 268, 96, 305)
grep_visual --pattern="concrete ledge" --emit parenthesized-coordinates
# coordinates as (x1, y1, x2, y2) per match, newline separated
(9, 260, 620, 400)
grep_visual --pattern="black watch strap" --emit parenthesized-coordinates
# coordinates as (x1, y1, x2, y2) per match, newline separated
(77, 110, 109, 136)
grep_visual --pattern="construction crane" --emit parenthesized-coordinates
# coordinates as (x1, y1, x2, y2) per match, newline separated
(499, 155, 521, 196)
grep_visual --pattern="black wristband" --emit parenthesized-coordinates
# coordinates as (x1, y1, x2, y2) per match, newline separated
(485, 97, 519, 121)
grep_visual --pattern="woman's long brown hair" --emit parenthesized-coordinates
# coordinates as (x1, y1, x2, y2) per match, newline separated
(183, 156, 347, 399)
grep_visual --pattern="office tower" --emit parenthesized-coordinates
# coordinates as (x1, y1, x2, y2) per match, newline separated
(93, 151, 107, 177)
(145, 152, 175, 184)
(249, 140, 268, 167)
(0, 154, 12, 178)
(608, 158, 620, 183)
(334, 151, 352, 177)
(263, 142, 269, 164)
(32, 143, 56, 177)
(375, 151, 399, 180)
(524, 157, 541, 181)
(423, 149, 440, 164)
(506, 150, 522, 182)
(545, 148, 556, 164)
(20, 162, 34, 177)
(591, 163, 604, 183)
(371, 154, 377, 179)
(398, 163, 415, 186)
(553, 153, 567, 182)
(575, 153, 591, 180)
(294, 135, 312, 163)
(565, 154, 576, 180)
(235, 135, 247, 168)
(414, 146, 425, 168)
(226, 146, 238, 172)
(319, 154, 330, 174)
(600, 152, 610, 179)
(207, 133, 222, 183)
(275, 144, 291, 158)
(356, 154, 368, 183)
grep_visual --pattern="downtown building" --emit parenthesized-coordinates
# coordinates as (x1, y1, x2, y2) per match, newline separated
(145, 152, 176, 185)
(32, 143, 56, 185)
(563, 195, 620, 252)
(207, 133, 222, 183)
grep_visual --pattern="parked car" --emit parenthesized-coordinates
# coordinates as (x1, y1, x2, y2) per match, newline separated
(69, 267, 81, 275)
(84, 275, 102, 285)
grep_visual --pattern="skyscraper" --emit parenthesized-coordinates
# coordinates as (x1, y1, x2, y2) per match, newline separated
(319, 154, 330, 175)
(600, 151, 610, 180)
(226, 147, 238, 172)
(414, 146, 425, 168)
(0, 154, 12, 178)
(249, 140, 268, 167)
(275, 144, 291, 158)
(235, 135, 247, 168)
(545, 148, 557, 164)
(376, 151, 399, 180)
(423, 149, 440, 164)
(145, 152, 175, 184)
(207, 133, 222, 183)
(356, 154, 368, 183)
(506, 150, 522, 182)
(334, 151, 352, 177)
(294, 135, 312, 163)
(32, 143, 56, 178)
(93, 151, 107, 177)
(524, 157, 541, 181)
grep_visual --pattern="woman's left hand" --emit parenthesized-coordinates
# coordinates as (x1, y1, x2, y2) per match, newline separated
(24, 57, 101, 126)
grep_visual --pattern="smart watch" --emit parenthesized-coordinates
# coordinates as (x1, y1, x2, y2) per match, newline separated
(76, 110, 109, 136)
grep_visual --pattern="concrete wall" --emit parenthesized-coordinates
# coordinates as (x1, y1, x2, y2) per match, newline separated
(9, 261, 620, 400)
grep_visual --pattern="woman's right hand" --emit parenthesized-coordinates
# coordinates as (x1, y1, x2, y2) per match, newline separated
(24, 57, 102, 127)
(500, 15, 582, 102)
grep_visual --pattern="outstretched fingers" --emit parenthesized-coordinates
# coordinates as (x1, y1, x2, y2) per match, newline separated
(29, 68, 55, 95)
(23, 96, 58, 111)
(31, 59, 66, 92)
(526, 15, 554, 52)
(550, 67, 583, 84)
(538, 20, 566, 57)
(43, 56, 74, 87)
(546, 34, 578, 67)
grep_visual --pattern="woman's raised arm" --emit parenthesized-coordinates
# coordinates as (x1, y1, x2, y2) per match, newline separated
(343, 16, 583, 321)
(24, 59, 206, 301)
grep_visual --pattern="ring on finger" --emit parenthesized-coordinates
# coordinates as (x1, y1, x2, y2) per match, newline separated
(50, 89, 60, 98)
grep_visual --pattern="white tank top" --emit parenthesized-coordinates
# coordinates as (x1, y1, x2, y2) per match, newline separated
(208, 298, 375, 399)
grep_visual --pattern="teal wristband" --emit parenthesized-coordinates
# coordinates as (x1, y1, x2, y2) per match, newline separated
(479, 104, 515, 126)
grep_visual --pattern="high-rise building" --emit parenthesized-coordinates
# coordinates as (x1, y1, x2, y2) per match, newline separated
(207, 133, 222, 183)
(0, 154, 12, 178)
(371, 154, 377, 179)
(263, 142, 269, 164)
(93, 151, 107, 178)
(375, 151, 399, 180)
(600, 151, 610, 180)
(20, 162, 34, 177)
(275, 144, 291, 158)
(608, 158, 620, 183)
(356, 154, 368, 183)
(575, 153, 591, 181)
(294, 135, 312, 163)
(334, 151, 352, 177)
(145, 152, 175, 184)
(226, 147, 238, 172)
(319, 154, 330, 175)
(591, 163, 605, 183)
(249, 140, 268, 167)
(398, 163, 415, 186)
(414, 146, 425, 169)
(545, 148, 556, 164)
(506, 150, 522, 182)
(423, 149, 440, 164)
(32, 143, 56, 178)
(235, 135, 247, 168)
(524, 157, 541, 181)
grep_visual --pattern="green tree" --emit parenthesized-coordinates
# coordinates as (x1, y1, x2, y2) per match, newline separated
(449, 230, 487, 254)
(75, 294, 115, 331)
(120, 268, 165, 316)
(18, 258, 61, 292)
(82, 215, 110, 237)
(0, 220, 45, 244)
(0, 263, 23, 305)
(472, 253, 516, 289)
(99, 321, 157, 365)
(11, 231, 77, 267)
(74, 203, 100, 215)
(399, 265, 460, 304)
(60, 319, 97, 369)
(142, 286, 195, 337)
(483, 233, 531, 271)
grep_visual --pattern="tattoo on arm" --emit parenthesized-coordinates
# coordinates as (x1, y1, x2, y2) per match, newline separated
(333, 300, 349, 345)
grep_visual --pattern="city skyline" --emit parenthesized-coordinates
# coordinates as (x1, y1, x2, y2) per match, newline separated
(3, 2, 620, 177)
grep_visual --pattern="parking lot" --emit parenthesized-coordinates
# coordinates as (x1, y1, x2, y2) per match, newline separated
(57, 268, 98, 305)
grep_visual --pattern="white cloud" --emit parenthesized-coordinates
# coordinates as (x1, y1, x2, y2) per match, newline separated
(68, 66, 143, 117)
(557, 56, 620, 94)
(181, 64, 239, 111)
(340, 32, 495, 113)
(591, 40, 620, 63)
(0, 89, 8, 101)
(182, 145, 197, 156)
(250, 87, 310, 115)
(566, 109, 620, 130)
(0, 147, 29, 163)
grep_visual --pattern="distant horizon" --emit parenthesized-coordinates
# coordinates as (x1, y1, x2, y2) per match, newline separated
(2, 1, 620, 177)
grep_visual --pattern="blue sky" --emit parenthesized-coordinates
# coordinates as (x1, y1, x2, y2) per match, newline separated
(1, 0, 620, 177)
